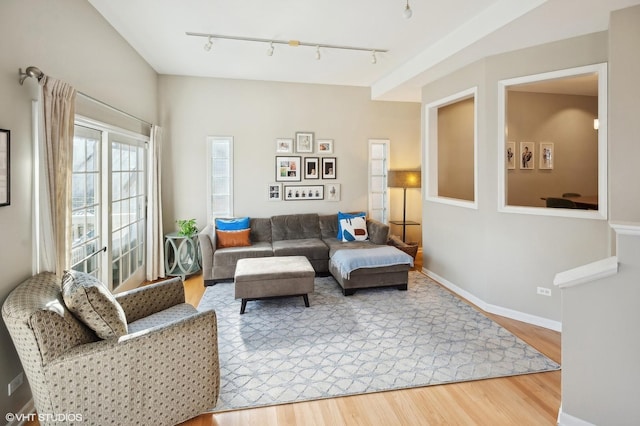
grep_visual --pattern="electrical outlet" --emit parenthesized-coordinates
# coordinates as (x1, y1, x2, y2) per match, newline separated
(537, 286, 552, 297)
(8, 372, 24, 396)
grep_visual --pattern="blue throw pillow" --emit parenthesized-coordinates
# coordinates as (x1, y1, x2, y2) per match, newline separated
(215, 217, 250, 231)
(336, 212, 366, 239)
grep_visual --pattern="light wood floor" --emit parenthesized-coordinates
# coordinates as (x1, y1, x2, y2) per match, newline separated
(180, 251, 562, 426)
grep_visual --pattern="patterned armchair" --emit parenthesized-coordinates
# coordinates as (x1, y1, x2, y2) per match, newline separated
(2, 272, 219, 426)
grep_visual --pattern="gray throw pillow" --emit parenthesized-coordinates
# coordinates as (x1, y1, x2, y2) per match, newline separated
(62, 270, 128, 339)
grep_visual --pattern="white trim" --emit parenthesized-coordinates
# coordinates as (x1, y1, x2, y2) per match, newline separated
(610, 221, 640, 236)
(424, 267, 562, 332)
(553, 256, 618, 289)
(75, 115, 150, 142)
(206, 136, 234, 222)
(557, 405, 597, 426)
(368, 139, 390, 224)
(424, 87, 479, 210)
(497, 63, 608, 221)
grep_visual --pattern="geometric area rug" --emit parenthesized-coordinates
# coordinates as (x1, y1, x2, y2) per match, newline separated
(197, 271, 560, 412)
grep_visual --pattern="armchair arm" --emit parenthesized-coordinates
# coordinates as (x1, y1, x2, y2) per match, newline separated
(367, 218, 390, 245)
(115, 277, 185, 323)
(45, 309, 220, 424)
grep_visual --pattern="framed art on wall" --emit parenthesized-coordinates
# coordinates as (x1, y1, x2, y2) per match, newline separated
(295, 132, 314, 153)
(520, 142, 535, 169)
(322, 157, 336, 179)
(0, 129, 10, 207)
(506, 141, 516, 170)
(325, 183, 341, 201)
(276, 138, 293, 153)
(304, 157, 319, 179)
(539, 142, 554, 170)
(268, 183, 282, 201)
(284, 185, 324, 200)
(317, 139, 333, 154)
(276, 156, 301, 181)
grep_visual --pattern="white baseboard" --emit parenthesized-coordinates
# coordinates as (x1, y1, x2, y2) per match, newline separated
(423, 268, 562, 332)
(557, 405, 596, 426)
(5, 399, 35, 426)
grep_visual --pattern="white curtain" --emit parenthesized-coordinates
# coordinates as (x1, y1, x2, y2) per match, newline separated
(38, 77, 76, 277)
(146, 125, 165, 280)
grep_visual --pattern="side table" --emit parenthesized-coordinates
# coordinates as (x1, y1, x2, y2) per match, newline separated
(164, 232, 201, 279)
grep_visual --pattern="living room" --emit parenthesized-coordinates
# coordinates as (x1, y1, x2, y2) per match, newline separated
(1, 1, 639, 425)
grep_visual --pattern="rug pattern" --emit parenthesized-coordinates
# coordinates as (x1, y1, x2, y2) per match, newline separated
(197, 271, 560, 412)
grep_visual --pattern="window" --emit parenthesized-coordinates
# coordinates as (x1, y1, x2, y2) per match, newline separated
(425, 87, 478, 209)
(72, 118, 148, 290)
(207, 136, 234, 221)
(368, 139, 389, 223)
(497, 63, 607, 220)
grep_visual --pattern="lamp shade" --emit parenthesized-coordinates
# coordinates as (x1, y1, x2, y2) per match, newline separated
(387, 170, 421, 188)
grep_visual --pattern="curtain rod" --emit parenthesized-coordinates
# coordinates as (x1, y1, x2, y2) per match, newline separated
(18, 66, 153, 128)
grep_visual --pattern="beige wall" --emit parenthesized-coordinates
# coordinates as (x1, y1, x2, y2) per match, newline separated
(157, 76, 422, 241)
(0, 0, 158, 417)
(422, 32, 611, 325)
(437, 97, 475, 201)
(560, 5, 640, 424)
(507, 91, 599, 207)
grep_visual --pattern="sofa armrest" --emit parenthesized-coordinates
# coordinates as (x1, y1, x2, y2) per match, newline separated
(198, 224, 216, 281)
(115, 277, 185, 323)
(367, 218, 390, 245)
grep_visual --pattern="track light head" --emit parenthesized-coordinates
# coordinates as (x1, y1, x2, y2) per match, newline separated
(204, 36, 213, 51)
(371, 50, 377, 64)
(403, 0, 413, 19)
(315, 45, 321, 60)
(267, 41, 274, 56)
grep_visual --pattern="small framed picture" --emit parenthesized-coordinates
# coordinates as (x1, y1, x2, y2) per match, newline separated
(276, 138, 293, 153)
(520, 142, 535, 169)
(296, 132, 314, 153)
(325, 183, 341, 202)
(0, 129, 10, 207)
(322, 157, 336, 179)
(317, 139, 333, 154)
(304, 157, 319, 179)
(284, 185, 324, 201)
(276, 156, 302, 181)
(268, 183, 282, 201)
(506, 141, 516, 170)
(539, 142, 554, 170)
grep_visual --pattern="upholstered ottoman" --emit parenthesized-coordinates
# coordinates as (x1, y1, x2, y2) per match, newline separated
(234, 256, 315, 314)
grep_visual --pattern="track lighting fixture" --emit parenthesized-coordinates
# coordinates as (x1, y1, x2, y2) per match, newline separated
(203, 36, 213, 51)
(187, 32, 387, 64)
(403, 0, 413, 19)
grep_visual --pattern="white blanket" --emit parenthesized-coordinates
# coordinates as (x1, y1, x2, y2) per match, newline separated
(331, 246, 414, 279)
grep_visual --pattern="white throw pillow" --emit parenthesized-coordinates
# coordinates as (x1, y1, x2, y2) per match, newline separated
(339, 216, 369, 242)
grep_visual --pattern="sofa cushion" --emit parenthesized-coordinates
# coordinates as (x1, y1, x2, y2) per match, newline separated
(61, 270, 128, 339)
(272, 238, 328, 260)
(324, 237, 382, 257)
(271, 213, 321, 241)
(216, 228, 251, 248)
(215, 216, 250, 230)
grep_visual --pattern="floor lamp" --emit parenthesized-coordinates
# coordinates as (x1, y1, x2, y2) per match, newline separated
(387, 169, 422, 242)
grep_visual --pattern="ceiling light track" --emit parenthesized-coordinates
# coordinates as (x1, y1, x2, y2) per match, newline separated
(186, 32, 388, 57)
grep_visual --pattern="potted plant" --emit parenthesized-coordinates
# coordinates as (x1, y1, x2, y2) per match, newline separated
(176, 218, 198, 237)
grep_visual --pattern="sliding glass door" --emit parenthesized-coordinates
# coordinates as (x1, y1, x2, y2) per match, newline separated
(71, 123, 147, 290)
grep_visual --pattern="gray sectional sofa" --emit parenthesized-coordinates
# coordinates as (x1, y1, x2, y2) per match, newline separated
(198, 213, 412, 294)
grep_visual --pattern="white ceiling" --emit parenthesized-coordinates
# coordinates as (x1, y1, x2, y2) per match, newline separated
(89, 0, 640, 102)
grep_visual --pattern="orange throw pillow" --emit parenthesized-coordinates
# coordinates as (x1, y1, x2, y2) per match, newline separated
(216, 229, 251, 249)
